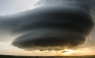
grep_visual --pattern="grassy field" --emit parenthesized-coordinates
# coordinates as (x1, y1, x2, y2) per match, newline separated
(0, 55, 95, 58)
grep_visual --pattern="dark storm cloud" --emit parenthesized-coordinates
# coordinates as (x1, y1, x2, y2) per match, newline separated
(0, 0, 94, 51)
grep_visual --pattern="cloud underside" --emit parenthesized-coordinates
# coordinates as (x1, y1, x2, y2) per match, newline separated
(12, 29, 85, 51)
(0, 0, 95, 51)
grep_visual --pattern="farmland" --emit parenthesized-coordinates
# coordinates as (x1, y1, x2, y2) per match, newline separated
(0, 55, 95, 58)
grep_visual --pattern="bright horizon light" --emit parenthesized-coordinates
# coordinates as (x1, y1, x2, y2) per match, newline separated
(61, 49, 75, 55)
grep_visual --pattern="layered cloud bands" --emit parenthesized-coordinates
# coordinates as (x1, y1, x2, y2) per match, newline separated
(0, 0, 94, 51)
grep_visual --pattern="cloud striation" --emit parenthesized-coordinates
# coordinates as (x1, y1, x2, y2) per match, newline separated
(0, 0, 94, 51)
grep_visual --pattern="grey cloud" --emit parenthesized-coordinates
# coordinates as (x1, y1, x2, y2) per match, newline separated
(12, 29, 86, 51)
(0, 0, 94, 51)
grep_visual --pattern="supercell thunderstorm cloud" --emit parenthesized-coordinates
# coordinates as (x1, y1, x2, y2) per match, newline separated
(0, 0, 94, 51)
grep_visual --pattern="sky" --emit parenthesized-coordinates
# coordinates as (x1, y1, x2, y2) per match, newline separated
(0, 0, 39, 15)
(0, 0, 95, 56)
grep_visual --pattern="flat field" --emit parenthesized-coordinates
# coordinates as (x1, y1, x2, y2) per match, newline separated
(0, 55, 95, 58)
